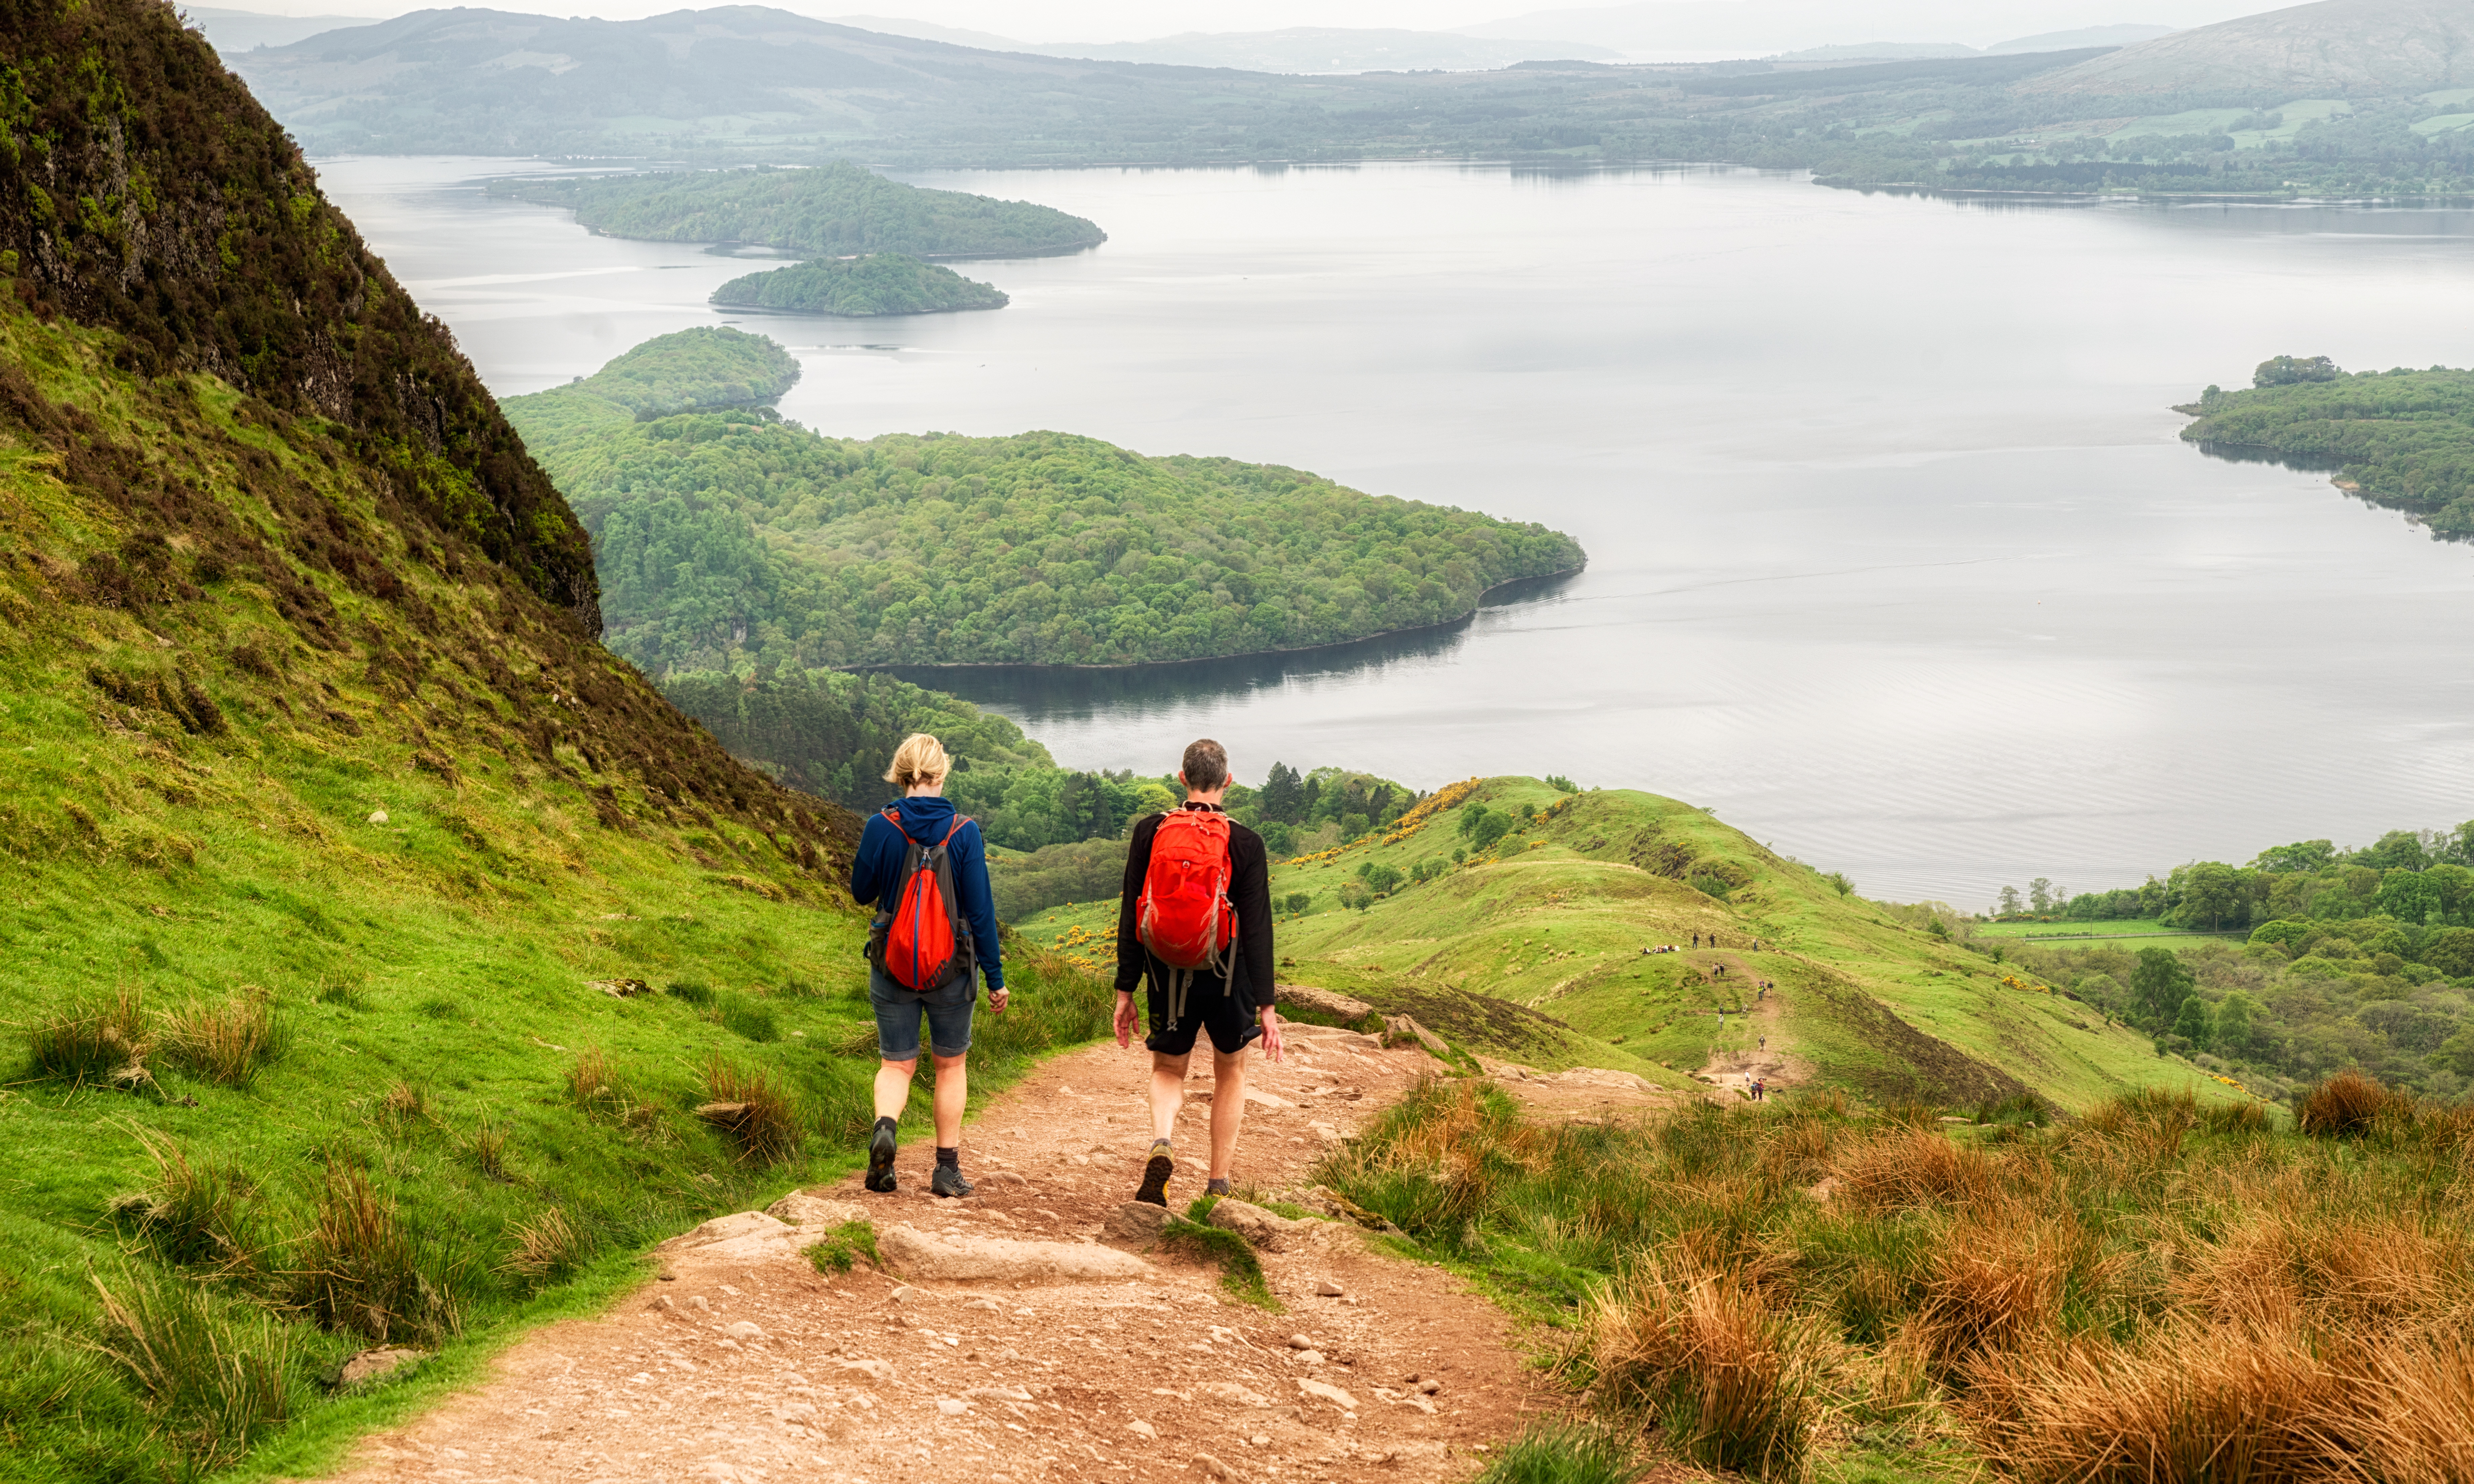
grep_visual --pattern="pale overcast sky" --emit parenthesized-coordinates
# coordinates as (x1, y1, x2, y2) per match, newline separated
(222, 0, 2284, 50)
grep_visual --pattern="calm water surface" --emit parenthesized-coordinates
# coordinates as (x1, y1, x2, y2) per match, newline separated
(317, 157, 2474, 905)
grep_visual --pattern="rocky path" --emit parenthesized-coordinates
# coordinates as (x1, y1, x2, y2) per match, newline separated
(1693, 954, 1805, 1100)
(319, 1022, 1554, 1484)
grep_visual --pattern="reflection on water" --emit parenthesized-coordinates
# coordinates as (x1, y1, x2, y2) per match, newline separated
(2193, 441, 2351, 475)
(884, 570, 1584, 723)
(319, 158, 2474, 903)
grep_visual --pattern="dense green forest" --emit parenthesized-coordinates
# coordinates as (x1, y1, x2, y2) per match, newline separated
(489, 162, 1105, 258)
(543, 325, 802, 419)
(1972, 820, 2474, 1101)
(654, 663, 1425, 916)
(503, 332, 1584, 674)
(236, 13, 2474, 198)
(2180, 356, 2474, 539)
(712, 253, 1008, 316)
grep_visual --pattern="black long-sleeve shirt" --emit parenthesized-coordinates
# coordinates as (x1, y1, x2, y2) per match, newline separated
(1114, 803, 1277, 1010)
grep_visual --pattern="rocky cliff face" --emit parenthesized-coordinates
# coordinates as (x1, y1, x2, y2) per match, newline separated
(0, 0, 597, 622)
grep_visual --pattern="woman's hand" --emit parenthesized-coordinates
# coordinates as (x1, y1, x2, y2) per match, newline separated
(1257, 1006, 1285, 1064)
(1114, 990, 1140, 1047)
(988, 986, 1010, 1014)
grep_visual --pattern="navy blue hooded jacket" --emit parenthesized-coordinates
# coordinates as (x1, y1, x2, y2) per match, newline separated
(849, 796, 1004, 990)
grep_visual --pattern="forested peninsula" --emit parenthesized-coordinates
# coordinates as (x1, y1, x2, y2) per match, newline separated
(488, 162, 1106, 258)
(2181, 356, 2474, 539)
(502, 331, 1586, 674)
(712, 253, 1008, 316)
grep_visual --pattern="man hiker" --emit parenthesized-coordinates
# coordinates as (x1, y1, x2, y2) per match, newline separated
(849, 733, 1005, 1199)
(1114, 738, 1282, 1205)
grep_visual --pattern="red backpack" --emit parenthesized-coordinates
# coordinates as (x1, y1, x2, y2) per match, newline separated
(878, 807, 974, 991)
(1137, 809, 1239, 975)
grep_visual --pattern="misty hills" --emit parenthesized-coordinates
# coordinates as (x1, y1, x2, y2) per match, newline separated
(2030, 0, 2474, 94)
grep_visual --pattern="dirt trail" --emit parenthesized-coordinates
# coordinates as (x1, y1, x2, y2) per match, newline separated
(318, 1024, 1553, 1484)
(1692, 954, 1808, 1101)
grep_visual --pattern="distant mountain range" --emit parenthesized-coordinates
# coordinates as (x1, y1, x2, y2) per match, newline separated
(832, 17, 1622, 72)
(1770, 26, 2177, 63)
(2027, 0, 2474, 93)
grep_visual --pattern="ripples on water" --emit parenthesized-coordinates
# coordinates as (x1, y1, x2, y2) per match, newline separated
(318, 158, 2474, 903)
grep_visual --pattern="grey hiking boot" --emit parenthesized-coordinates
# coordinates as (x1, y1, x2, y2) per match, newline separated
(931, 1159, 974, 1199)
(1135, 1139, 1174, 1206)
(866, 1117, 897, 1194)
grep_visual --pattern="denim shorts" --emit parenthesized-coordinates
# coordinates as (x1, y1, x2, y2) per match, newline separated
(870, 963, 976, 1061)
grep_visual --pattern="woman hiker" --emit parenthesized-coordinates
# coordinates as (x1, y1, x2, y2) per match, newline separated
(849, 733, 1006, 1198)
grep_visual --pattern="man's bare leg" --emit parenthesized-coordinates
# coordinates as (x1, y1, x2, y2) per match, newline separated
(1136, 1050, 1191, 1205)
(1209, 1044, 1252, 1184)
(1149, 1050, 1193, 1140)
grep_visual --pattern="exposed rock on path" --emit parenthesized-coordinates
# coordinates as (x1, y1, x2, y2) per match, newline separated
(317, 1021, 1545, 1483)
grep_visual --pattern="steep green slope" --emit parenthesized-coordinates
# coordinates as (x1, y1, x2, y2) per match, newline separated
(502, 332, 1587, 672)
(712, 253, 1010, 316)
(492, 160, 1105, 258)
(0, 6, 1110, 1478)
(1028, 779, 2244, 1112)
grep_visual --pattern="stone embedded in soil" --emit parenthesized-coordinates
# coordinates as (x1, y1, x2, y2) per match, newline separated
(1126, 1419, 1158, 1439)
(1106, 1201, 1172, 1241)
(1298, 1378, 1359, 1411)
(1314, 1278, 1344, 1296)
(337, 1346, 428, 1387)
(876, 1224, 1153, 1283)
(767, 1191, 867, 1227)
(724, 1321, 764, 1341)
(1207, 1198, 1304, 1250)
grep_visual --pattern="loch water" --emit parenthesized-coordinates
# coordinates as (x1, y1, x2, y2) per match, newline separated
(319, 156, 2474, 904)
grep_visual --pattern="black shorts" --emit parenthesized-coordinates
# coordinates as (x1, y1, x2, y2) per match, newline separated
(1144, 973, 1262, 1058)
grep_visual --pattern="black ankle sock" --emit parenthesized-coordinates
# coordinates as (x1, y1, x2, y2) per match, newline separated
(874, 1116, 897, 1137)
(935, 1146, 960, 1167)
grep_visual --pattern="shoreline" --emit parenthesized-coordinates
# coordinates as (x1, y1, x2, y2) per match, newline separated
(838, 561, 1586, 675)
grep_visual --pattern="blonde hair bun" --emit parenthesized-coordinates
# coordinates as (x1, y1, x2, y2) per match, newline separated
(884, 733, 951, 790)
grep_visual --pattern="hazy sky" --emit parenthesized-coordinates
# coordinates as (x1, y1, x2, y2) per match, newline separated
(221, 0, 2283, 48)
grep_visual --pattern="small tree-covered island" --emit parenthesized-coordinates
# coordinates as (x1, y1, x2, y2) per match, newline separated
(2181, 354, 2474, 537)
(488, 160, 1107, 258)
(712, 253, 1009, 317)
(503, 330, 1587, 673)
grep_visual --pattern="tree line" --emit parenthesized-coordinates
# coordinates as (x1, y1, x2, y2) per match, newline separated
(502, 345, 1586, 675)
(2180, 358, 2474, 542)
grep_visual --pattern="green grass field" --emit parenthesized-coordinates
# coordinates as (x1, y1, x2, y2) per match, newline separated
(1973, 918, 2247, 941)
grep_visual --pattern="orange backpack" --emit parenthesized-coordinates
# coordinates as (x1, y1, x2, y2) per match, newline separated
(1136, 809, 1238, 976)
(879, 807, 973, 992)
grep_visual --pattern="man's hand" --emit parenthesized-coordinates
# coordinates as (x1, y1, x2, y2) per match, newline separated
(1113, 990, 1139, 1048)
(987, 986, 1010, 1014)
(1257, 1006, 1285, 1064)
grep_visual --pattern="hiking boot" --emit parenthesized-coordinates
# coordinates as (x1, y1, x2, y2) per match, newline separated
(931, 1161, 974, 1199)
(1135, 1139, 1174, 1207)
(1205, 1177, 1232, 1197)
(866, 1118, 898, 1194)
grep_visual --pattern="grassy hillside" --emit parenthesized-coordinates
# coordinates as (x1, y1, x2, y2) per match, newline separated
(0, 5, 1112, 1477)
(1027, 778, 2252, 1112)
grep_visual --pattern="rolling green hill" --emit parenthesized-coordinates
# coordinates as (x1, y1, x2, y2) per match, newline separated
(0, 6, 1109, 1479)
(490, 160, 1105, 259)
(501, 332, 1587, 673)
(712, 253, 1010, 316)
(1026, 778, 2251, 1113)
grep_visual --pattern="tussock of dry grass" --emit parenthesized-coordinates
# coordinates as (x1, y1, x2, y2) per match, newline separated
(287, 1170, 451, 1344)
(699, 1057, 801, 1164)
(112, 1127, 260, 1276)
(1580, 1258, 1824, 1478)
(89, 1270, 294, 1470)
(158, 988, 289, 1087)
(499, 1206, 587, 1286)
(25, 987, 153, 1087)
(1330, 1071, 2474, 1484)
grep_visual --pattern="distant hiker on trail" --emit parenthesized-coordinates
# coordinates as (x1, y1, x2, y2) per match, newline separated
(1115, 738, 1282, 1206)
(849, 733, 1005, 1199)
(1692, 933, 1700, 948)
(1751, 1077, 1766, 1101)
